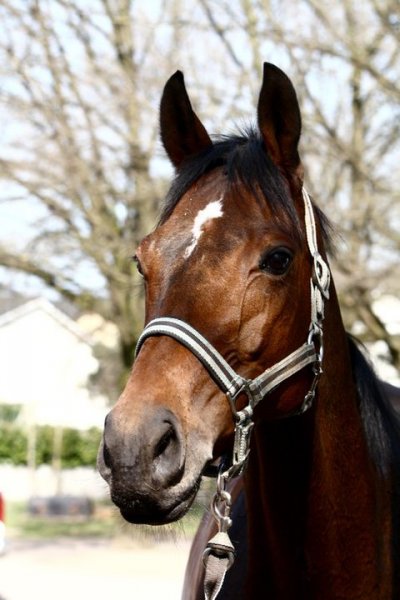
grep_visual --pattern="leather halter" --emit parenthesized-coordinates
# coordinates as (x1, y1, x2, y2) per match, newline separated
(135, 188, 330, 600)
(135, 188, 330, 436)
(136, 318, 317, 417)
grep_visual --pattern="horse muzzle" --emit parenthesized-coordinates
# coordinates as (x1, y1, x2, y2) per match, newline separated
(97, 406, 203, 524)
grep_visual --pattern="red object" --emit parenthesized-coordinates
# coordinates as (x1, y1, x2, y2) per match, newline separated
(0, 492, 4, 523)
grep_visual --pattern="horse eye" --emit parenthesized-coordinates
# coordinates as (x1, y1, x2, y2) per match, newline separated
(132, 254, 144, 276)
(259, 247, 293, 276)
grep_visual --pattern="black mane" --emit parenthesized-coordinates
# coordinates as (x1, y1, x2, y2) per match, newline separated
(349, 335, 400, 475)
(160, 128, 294, 221)
(348, 335, 400, 594)
(160, 127, 333, 250)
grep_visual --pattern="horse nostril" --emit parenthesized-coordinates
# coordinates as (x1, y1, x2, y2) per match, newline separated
(152, 417, 184, 488)
(103, 441, 112, 468)
(153, 424, 176, 460)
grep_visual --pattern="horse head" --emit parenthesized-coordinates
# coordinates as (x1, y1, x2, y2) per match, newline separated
(98, 64, 328, 525)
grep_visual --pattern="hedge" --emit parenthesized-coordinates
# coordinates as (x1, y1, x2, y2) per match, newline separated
(0, 424, 102, 468)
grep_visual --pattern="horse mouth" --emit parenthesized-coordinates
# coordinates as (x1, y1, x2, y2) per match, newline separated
(111, 476, 202, 526)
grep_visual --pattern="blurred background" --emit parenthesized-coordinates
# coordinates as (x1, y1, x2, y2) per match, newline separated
(0, 0, 399, 599)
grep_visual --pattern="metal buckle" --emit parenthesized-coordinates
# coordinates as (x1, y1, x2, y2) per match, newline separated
(226, 380, 253, 417)
(312, 253, 330, 299)
(225, 382, 255, 478)
(308, 323, 324, 365)
(294, 324, 325, 416)
(231, 409, 254, 474)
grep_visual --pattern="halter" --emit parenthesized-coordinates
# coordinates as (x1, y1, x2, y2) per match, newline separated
(135, 188, 330, 600)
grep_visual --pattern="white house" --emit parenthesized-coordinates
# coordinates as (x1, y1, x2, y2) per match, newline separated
(369, 295, 400, 386)
(0, 297, 109, 430)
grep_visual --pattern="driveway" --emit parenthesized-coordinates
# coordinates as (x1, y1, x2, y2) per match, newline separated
(0, 537, 192, 600)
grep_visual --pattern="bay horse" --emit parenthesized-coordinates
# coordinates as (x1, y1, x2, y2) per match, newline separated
(98, 63, 400, 599)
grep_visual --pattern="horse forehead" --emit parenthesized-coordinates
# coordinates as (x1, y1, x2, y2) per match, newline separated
(183, 197, 224, 258)
(151, 190, 228, 255)
(147, 173, 280, 261)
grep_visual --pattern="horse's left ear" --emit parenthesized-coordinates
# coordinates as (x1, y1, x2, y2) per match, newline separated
(257, 63, 303, 181)
(160, 70, 213, 168)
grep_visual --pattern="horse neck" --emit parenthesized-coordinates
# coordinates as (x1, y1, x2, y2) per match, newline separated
(243, 282, 392, 599)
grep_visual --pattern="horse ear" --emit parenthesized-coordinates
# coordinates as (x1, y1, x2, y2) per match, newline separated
(160, 71, 213, 168)
(257, 63, 303, 180)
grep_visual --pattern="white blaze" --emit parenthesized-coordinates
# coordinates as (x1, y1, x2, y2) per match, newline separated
(184, 198, 224, 258)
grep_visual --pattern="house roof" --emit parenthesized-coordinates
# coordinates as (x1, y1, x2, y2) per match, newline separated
(0, 287, 29, 315)
(0, 297, 92, 345)
(0, 286, 79, 318)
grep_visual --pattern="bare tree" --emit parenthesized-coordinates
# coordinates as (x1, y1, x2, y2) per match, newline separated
(1, 0, 399, 378)
(0, 0, 171, 367)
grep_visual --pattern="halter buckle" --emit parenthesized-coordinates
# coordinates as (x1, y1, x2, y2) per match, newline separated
(312, 253, 330, 300)
(308, 323, 324, 365)
(226, 380, 253, 416)
(231, 409, 254, 476)
(225, 383, 255, 478)
(291, 324, 324, 416)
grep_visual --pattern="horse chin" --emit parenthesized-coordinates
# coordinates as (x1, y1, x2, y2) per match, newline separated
(119, 490, 198, 526)
(113, 475, 202, 526)
(114, 457, 220, 525)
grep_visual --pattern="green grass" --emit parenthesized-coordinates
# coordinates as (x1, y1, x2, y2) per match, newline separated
(6, 501, 118, 539)
(6, 499, 205, 541)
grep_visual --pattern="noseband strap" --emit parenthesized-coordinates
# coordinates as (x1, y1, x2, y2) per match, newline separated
(136, 316, 317, 415)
